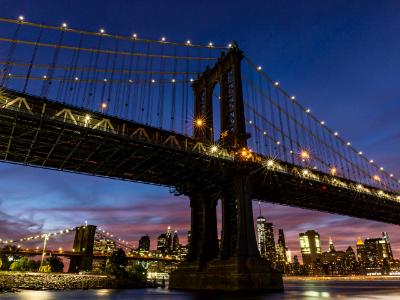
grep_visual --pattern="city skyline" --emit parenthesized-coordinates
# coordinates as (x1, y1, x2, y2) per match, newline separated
(0, 0, 400, 272)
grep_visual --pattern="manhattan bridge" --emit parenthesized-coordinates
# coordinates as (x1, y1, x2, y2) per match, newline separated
(0, 16, 399, 290)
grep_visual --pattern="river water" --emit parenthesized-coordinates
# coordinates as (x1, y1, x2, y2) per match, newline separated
(2, 280, 400, 299)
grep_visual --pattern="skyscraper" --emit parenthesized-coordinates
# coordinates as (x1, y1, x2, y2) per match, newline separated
(165, 226, 173, 253)
(328, 236, 335, 252)
(138, 235, 150, 252)
(382, 232, 393, 260)
(299, 230, 322, 266)
(276, 229, 288, 270)
(257, 216, 267, 257)
(364, 234, 393, 265)
(256, 215, 276, 263)
(157, 233, 167, 253)
(172, 230, 180, 253)
(356, 237, 365, 264)
(278, 229, 286, 249)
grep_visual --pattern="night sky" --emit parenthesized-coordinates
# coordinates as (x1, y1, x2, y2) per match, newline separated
(1, 0, 400, 261)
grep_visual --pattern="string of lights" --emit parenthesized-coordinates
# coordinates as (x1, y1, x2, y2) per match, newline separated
(0, 37, 217, 61)
(0, 16, 228, 49)
(0, 226, 76, 245)
(4, 74, 195, 84)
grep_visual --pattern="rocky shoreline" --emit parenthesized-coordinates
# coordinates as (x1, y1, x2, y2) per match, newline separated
(0, 271, 147, 292)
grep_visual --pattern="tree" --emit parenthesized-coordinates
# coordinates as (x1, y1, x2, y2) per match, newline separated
(105, 248, 128, 278)
(45, 256, 64, 272)
(126, 263, 147, 284)
(27, 259, 40, 271)
(10, 257, 29, 271)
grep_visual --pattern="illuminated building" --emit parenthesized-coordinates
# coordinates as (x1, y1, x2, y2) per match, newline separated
(92, 238, 116, 272)
(257, 216, 267, 257)
(276, 229, 289, 272)
(172, 231, 180, 253)
(328, 236, 335, 252)
(93, 238, 116, 254)
(321, 238, 346, 275)
(157, 226, 174, 254)
(165, 226, 173, 253)
(138, 235, 150, 252)
(157, 234, 167, 254)
(356, 237, 365, 263)
(364, 233, 393, 265)
(256, 215, 276, 263)
(299, 230, 322, 266)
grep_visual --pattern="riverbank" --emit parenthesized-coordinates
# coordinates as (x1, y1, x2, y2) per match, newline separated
(284, 275, 400, 281)
(0, 271, 146, 291)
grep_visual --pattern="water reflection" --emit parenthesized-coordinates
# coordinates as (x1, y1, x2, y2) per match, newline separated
(2, 281, 400, 300)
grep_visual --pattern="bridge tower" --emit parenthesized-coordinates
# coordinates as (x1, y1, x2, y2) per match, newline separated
(68, 225, 96, 273)
(192, 44, 248, 148)
(170, 46, 283, 291)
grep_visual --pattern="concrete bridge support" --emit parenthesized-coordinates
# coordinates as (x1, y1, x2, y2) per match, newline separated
(68, 225, 96, 273)
(169, 173, 283, 291)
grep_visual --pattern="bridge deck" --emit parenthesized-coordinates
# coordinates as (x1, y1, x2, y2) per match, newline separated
(0, 88, 400, 225)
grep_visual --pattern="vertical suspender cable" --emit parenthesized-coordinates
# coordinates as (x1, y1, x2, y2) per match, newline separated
(22, 25, 43, 94)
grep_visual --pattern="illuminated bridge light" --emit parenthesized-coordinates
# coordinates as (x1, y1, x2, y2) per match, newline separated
(266, 159, 274, 167)
(195, 118, 203, 127)
(300, 150, 310, 160)
(346, 142, 351, 146)
(18, 15, 24, 21)
(320, 121, 325, 125)
(356, 184, 363, 189)
(61, 22, 68, 28)
(210, 145, 218, 153)
(274, 81, 279, 86)
(334, 132, 339, 136)
(373, 175, 381, 182)
(302, 169, 309, 175)
(330, 167, 337, 176)
(257, 66, 262, 71)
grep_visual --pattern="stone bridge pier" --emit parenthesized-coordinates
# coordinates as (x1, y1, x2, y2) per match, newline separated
(169, 172, 283, 291)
